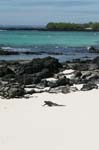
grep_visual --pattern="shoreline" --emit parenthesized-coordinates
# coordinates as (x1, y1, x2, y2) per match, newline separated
(1, 29, 99, 32)
(0, 56, 99, 149)
(0, 45, 99, 62)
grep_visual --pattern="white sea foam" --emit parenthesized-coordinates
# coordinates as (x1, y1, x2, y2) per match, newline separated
(2, 46, 13, 50)
(0, 30, 7, 31)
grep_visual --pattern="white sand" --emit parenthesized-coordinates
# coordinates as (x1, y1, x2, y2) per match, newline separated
(0, 89, 99, 150)
(60, 69, 75, 79)
(62, 69, 74, 75)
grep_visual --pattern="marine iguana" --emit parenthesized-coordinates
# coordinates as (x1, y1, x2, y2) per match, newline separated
(43, 101, 66, 107)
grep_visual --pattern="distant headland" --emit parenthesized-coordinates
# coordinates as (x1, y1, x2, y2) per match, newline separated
(0, 22, 99, 31)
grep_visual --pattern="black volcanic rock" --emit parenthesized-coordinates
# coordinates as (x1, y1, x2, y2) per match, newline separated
(81, 82, 98, 91)
(0, 83, 25, 99)
(48, 76, 72, 88)
(0, 48, 19, 55)
(88, 46, 99, 53)
(93, 56, 99, 65)
(0, 56, 99, 98)
(62, 86, 78, 94)
(49, 85, 78, 94)
(17, 56, 62, 75)
(0, 65, 16, 77)
(74, 71, 82, 78)
(14, 57, 62, 85)
(72, 63, 89, 71)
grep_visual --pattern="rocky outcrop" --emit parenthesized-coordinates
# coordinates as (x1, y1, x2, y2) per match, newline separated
(17, 56, 62, 75)
(49, 85, 78, 94)
(0, 48, 19, 55)
(0, 48, 63, 56)
(48, 76, 73, 88)
(0, 83, 25, 99)
(81, 82, 98, 91)
(62, 86, 78, 94)
(0, 57, 62, 98)
(0, 65, 16, 77)
(93, 56, 99, 65)
(87, 46, 99, 53)
(0, 56, 99, 98)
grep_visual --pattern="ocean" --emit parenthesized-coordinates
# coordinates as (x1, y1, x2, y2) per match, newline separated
(0, 30, 99, 62)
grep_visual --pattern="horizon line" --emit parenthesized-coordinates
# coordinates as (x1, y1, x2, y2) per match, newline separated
(0, 21, 99, 27)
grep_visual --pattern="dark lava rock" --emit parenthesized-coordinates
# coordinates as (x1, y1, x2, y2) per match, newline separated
(49, 86, 66, 93)
(17, 56, 62, 75)
(25, 89, 36, 95)
(56, 76, 72, 86)
(88, 63, 99, 70)
(48, 76, 73, 88)
(49, 85, 78, 94)
(65, 60, 98, 71)
(88, 46, 99, 53)
(0, 48, 19, 55)
(81, 72, 92, 79)
(16, 69, 51, 85)
(71, 77, 82, 84)
(72, 63, 89, 71)
(1, 74, 16, 82)
(87, 46, 97, 52)
(81, 83, 98, 91)
(93, 56, 99, 65)
(74, 71, 82, 78)
(0, 65, 15, 77)
(17, 74, 41, 85)
(36, 68, 50, 78)
(0, 83, 25, 99)
(81, 71, 99, 84)
(62, 86, 78, 94)
(39, 79, 48, 88)
(86, 73, 99, 81)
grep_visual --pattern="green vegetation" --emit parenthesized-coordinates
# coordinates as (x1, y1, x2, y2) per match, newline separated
(0, 22, 99, 31)
(90, 23, 99, 31)
(46, 22, 99, 31)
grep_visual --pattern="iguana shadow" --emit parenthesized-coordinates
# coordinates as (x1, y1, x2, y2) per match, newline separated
(42, 101, 66, 107)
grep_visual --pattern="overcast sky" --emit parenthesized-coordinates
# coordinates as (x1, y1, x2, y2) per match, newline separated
(0, 0, 99, 26)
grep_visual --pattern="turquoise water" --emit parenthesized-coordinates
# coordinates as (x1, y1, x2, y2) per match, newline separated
(0, 30, 99, 61)
(0, 31, 99, 47)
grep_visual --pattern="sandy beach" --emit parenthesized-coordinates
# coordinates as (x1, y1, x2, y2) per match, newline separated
(0, 55, 99, 150)
(1, 0, 99, 149)
(0, 88, 99, 150)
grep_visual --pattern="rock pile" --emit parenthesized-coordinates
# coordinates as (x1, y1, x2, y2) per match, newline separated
(0, 56, 99, 99)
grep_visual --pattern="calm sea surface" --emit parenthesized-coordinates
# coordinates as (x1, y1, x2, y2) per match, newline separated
(0, 30, 99, 61)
